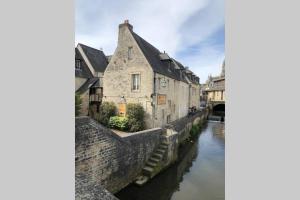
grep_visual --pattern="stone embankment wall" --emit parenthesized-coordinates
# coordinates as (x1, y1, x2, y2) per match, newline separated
(75, 109, 208, 199)
(76, 117, 163, 198)
(168, 109, 209, 144)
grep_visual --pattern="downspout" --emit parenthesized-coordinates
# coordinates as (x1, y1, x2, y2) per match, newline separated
(152, 72, 156, 128)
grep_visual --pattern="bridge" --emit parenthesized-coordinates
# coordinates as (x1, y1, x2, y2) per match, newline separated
(207, 100, 225, 121)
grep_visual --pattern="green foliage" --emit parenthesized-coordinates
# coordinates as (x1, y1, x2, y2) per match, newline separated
(127, 103, 144, 120)
(75, 93, 82, 117)
(190, 122, 202, 137)
(108, 116, 129, 131)
(98, 102, 117, 126)
(126, 103, 145, 132)
(128, 118, 144, 132)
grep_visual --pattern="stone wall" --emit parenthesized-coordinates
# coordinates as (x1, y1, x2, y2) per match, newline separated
(78, 90, 89, 116)
(103, 22, 154, 129)
(168, 109, 209, 144)
(75, 117, 163, 196)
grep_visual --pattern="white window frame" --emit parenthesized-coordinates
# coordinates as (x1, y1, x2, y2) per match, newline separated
(131, 73, 141, 92)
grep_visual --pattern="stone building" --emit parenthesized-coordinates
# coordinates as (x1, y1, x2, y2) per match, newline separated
(103, 20, 200, 129)
(75, 43, 108, 116)
(203, 60, 225, 115)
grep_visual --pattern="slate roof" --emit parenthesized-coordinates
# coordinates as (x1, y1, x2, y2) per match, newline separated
(131, 31, 200, 85)
(75, 48, 93, 79)
(131, 32, 189, 83)
(76, 77, 99, 94)
(78, 43, 108, 73)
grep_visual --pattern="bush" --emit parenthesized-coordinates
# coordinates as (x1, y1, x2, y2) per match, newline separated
(190, 122, 202, 137)
(98, 102, 117, 126)
(127, 103, 144, 120)
(126, 103, 145, 132)
(190, 125, 199, 137)
(128, 118, 144, 132)
(108, 116, 129, 131)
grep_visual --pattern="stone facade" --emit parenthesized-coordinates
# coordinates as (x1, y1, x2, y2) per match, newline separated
(79, 90, 90, 116)
(103, 20, 200, 129)
(204, 60, 225, 103)
(75, 77, 87, 91)
(75, 44, 108, 117)
(103, 22, 154, 128)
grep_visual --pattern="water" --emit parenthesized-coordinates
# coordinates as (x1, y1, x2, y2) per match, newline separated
(115, 122, 225, 200)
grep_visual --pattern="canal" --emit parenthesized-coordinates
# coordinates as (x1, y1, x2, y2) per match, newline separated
(115, 121, 225, 200)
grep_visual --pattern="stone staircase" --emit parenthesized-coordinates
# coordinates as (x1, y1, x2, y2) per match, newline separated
(135, 137, 169, 186)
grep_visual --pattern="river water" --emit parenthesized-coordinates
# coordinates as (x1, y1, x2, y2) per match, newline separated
(115, 121, 225, 200)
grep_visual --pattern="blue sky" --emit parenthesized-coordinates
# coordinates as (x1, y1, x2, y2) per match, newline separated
(75, 0, 224, 83)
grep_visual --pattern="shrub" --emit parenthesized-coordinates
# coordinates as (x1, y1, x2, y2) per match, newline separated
(108, 116, 129, 131)
(98, 102, 117, 126)
(75, 93, 82, 117)
(126, 103, 145, 132)
(127, 103, 144, 120)
(190, 125, 199, 137)
(128, 118, 144, 132)
(190, 122, 202, 137)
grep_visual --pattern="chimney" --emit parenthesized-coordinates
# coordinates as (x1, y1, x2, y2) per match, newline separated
(119, 19, 133, 31)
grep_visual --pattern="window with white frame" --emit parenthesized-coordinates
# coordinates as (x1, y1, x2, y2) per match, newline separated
(131, 74, 140, 91)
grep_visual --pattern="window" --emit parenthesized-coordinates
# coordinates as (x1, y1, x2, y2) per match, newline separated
(75, 59, 81, 70)
(167, 115, 171, 123)
(131, 74, 140, 91)
(162, 109, 165, 122)
(168, 100, 171, 110)
(128, 47, 133, 60)
(158, 78, 161, 89)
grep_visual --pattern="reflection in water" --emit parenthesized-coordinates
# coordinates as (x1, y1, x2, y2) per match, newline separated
(115, 122, 225, 200)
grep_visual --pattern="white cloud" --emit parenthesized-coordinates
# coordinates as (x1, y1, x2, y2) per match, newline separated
(75, 0, 224, 82)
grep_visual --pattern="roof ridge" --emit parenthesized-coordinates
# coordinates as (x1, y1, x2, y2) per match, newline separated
(78, 43, 104, 52)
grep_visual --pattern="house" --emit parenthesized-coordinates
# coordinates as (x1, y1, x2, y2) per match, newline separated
(103, 20, 200, 129)
(75, 43, 108, 116)
(205, 60, 225, 103)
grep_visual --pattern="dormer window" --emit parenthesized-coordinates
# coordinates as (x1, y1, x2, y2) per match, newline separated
(128, 47, 133, 60)
(75, 59, 81, 71)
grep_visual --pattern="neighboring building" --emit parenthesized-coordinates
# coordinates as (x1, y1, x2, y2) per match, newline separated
(75, 43, 108, 116)
(203, 60, 225, 113)
(103, 20, 200, 129)
(200, 83, 208, 107)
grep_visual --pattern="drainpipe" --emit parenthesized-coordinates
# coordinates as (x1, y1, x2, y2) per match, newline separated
(152, 72, 157, 128)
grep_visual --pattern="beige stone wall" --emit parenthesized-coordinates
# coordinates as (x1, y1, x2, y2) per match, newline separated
(153, 73, 189, 127)
(207, 90, 225, 101)
(189, 83, 200, 109)
(103, 23, 198, 129)
(79, 90, 89, 116)
(103, 24, 154, 128)
(75, 77, 87, 91)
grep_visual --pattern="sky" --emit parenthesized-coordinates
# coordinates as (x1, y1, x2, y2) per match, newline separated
(75, 0, 224, 83)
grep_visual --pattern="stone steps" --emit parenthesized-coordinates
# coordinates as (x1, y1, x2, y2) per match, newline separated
(149, 157, 160, 163)
(135, 136, 170, 186)
(152, 152, 163, 159)
(146, 161, 157, 168)
(142, 166, 154, 176)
